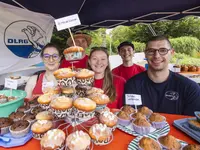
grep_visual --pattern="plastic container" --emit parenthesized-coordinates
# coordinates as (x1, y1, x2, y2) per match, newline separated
(0, 90, 26, 117)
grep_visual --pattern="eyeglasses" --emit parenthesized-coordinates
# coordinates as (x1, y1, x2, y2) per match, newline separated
(43, 53, 60, 61)
(145, 48, 171, 56)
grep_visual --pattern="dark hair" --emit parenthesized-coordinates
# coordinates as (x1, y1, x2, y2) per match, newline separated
(40, 43, 62, 57)
(146, 35, 172, 49)
(117, 41, 134, 52)
(88, 47, 116, 101)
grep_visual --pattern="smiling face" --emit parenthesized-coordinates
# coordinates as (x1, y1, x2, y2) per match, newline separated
(119, 45, 134, 62)
(145, 40, 174, 72)
(42, 47, 61, 71)
(88, 50, 108, 74)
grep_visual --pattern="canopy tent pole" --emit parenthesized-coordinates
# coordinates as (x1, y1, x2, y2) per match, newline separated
(12, 0, 28, 10)
(147, 24, 157, 36)
(78, 0, 87, 13)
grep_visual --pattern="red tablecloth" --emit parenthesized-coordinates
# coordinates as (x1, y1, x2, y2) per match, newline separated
(0, 114, 198, 150)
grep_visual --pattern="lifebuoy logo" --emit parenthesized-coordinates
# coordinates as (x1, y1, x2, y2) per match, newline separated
(165, 91, 179, 101)
(4, 20, 47, 58)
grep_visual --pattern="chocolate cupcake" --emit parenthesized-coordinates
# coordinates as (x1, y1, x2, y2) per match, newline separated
(0, 118, 13, 135)
(29, 98, 39, 108)
(17, 105, 31, 113)
(31, 106, 44, 115)
(9, 112, 25, 122)
(23, 113, 36, 124)
(9, 120, 30, 138)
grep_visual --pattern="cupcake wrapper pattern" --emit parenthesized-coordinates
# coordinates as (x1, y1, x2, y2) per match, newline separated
(9, 122, 31, 138)
(39, 104, 50, 111)
(57, 77, 76, 87)
(92, 135, 112, 146)
(72, 108, 95, 120)
(50, 107, 73, 119)
(76, 77, 94, 87)
(76, 89, 87, 97)
(132, 123, 151, 135)
(65, 145, 90, 150)
(32, 132, 45, 140)
(41, 143, 65, 150)
(62, 93, 74, 98)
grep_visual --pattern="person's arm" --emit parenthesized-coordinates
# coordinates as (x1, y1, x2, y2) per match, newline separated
(183, 82, 200, 116)
(25, 75, 37, 99)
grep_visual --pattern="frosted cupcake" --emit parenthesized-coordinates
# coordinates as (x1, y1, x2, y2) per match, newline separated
(75, 69, 94, 87)
(40, 129, 66, 150)
(63, 46, 84, 61)
(66, 130, 91, 150)
(37, 93, 54, 110)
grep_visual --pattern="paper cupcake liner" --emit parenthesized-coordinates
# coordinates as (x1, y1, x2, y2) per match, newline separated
(61, 93, 74, 98)
(50, 107, 73, 119)
(76, 77, 94, 87)
(57, 77, 76, 88)
(132, 123, 151, 135)
(39, 104, 50, 111)
(0, 126, 10, 135)
(158, 136, 183, 150)
(0, 98, 7, 104)
(64, 52, 83, 61)
(95, 104, 107, 111)
(151, 121, 166, 129)
(92, 134, 112, 146)
(16, 108, 31, 114)
(9, 121, 31, 138)
(41, 143, 65, 150)
(138, 138, 162, 150)
(65, 145, 90, 150)
(32, 132, 45, 140)
(72, 108, 95, 120)
(76, 90, 87, 97)
(117, 117, 131, 126)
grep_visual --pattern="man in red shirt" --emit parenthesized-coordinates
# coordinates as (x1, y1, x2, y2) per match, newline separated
(112, 41, 145, 81)
(59, 31, 91, 69)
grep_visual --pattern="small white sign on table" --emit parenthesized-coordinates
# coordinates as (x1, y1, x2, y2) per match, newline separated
(5, 78, 18, 89)
(55, 14, 81, 31)
(125, 94, 142, 105)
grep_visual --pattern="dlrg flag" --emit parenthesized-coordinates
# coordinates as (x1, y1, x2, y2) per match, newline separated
(0, 2, 55, 74)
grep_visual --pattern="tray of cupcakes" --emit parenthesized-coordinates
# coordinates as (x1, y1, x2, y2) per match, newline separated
(117, 105, 170, 137)
(173, 111, 200, 143)
(127, 133, 196, 150)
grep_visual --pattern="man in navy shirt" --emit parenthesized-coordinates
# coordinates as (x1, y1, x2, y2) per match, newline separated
(124, 35, 200, 116)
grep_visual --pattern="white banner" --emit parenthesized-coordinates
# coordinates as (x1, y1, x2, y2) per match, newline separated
(0, 2, 55, 75)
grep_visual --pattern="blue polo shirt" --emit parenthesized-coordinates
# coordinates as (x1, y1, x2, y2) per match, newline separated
(124, 71, 200, 116)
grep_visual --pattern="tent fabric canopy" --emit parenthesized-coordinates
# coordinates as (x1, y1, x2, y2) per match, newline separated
(1, 0, 200, 31)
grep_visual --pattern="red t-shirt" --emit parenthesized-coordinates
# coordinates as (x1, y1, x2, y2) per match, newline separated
(32, 72, 44, 96)
(59, 55, 89, 69)
(94, 75, 126, 109)
(112, 64, 145, 81)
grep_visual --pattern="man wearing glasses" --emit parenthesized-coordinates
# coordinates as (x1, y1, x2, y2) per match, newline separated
(124, 35, 200, 116)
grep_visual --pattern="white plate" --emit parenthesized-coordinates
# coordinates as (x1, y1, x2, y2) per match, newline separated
(117, 122, 170, 137)
(128, 133, 187, 150)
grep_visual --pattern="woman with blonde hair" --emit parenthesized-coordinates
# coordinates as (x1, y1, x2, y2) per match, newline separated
(88, 47, 125, 109)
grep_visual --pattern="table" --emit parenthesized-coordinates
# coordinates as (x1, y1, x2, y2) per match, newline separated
(0, 114, 198, 150)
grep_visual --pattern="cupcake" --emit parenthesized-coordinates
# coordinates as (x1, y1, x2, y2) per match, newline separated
(75, 86, 88, 97)
(63, 46, 84, 60)
(9, 120, 30, 138)
(188, 119, 200, 131)
(31, 120, 53, 140)
(7, 96, 17, 101)
(89, 123, 112, 145)
(0, 94, 7, 104)
(0, 118, 13, 135)
(139, 137, 161, 150)
(17, 104, 31, 113)
(117, 111, 131, 126)
(75, 69, 95, 87)
(182, 144, 200, 150)
(36, 111, 54, 121)
(50, 96, 73, 119)
(37, 93, 54, 110)
(53, 68, 76, 87)
(31, 106, 44, 115)
(88, 93, 110, 111)
(66, 130, 91, 150)
(40, 129, 65, 150)
(23, 113, 36, 124)
(149, 113, 166, 129)
(130, 112, 146, 121)
(61, 87, 75, 98)
(9, 112, 25, 122)
(121, 105, 136, 115)
(132, 118, 151, 135)
(158, 134, 182, 150)
(99, 111, 118, 131)
(86, 87, 104, 95)
(73, 98, 96, 119)
(29, 98, 39, 108)
(138, 106, 153, 118)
